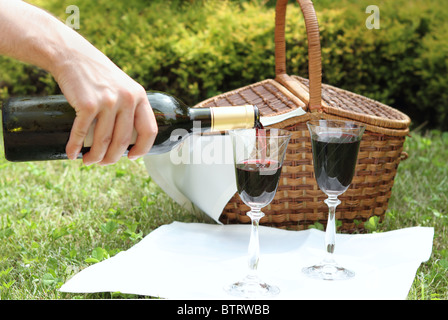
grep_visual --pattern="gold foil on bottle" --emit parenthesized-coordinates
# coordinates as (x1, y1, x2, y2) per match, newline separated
(210, 105, 255, 131)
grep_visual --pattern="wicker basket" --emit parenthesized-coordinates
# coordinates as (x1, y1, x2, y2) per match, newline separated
(193, 0, 411, 232)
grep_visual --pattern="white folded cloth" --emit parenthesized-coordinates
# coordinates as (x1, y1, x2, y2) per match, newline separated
(60, 222, 434, 300)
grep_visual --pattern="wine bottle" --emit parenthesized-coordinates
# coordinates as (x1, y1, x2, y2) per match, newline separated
(2, 91, 261, 162)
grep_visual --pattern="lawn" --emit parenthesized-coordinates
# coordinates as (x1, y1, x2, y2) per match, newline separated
(0, 128, 446, 300)
(384, 130, 448, 300)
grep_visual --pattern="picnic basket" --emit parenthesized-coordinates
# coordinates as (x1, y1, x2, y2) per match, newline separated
(193, 0, 411, 232)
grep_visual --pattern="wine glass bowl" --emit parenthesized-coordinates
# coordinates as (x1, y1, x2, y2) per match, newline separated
(225, 128, 291, 298)
(303, 119, 365, 280)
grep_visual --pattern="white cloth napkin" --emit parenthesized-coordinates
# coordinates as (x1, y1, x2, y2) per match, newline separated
(143, 108, 306, 223)
(60, 222, 434, 300)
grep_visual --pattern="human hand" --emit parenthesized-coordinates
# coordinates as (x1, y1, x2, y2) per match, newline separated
(52, 44, 158, 166)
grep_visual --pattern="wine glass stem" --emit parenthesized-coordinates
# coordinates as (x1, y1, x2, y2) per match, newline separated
(324, 196, 341, 261)
(247, 209, 264, 276)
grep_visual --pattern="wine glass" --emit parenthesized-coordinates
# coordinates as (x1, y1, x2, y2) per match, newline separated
(225, 128, 291, 298)
(303, 119, 365, 280)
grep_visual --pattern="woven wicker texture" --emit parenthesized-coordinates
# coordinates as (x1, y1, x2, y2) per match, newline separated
(193, 0, 411, 232)
(195, 79, 306, 124)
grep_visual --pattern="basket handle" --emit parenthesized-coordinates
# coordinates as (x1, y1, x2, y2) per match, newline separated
(274, 0, 322, 112)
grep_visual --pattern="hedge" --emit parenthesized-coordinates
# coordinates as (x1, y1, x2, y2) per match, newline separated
(0, 0, 446, 130)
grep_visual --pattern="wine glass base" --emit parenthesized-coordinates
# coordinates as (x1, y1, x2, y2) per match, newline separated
(302, 263, 355, 281)
(224, 275, 279, 298)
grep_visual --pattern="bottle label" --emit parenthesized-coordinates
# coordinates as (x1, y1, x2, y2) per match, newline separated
(210, 105, 255, 131)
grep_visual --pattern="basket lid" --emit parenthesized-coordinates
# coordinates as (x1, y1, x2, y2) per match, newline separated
(194, 77, 410, 136)
(292, 76, 411, 130)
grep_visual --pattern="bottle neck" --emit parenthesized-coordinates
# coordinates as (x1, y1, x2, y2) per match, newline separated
(207, 105, 258, 131)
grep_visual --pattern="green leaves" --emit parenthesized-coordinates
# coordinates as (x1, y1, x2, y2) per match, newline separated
(42, 272, 61, 287)
(100, 217, 143, 241)
(0, 227, 14, 239)
(100, 220, 119, 235)
(363, 216, 382, 233)
(85, 247, 110, 264)
(0, 267, 15, 295)
(123, 223, 143, 242)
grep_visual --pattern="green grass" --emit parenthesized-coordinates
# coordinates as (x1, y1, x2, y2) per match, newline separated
(0, 153, 208, 299)
(383, 129, 448, 300)
(0, 129, 446, 299)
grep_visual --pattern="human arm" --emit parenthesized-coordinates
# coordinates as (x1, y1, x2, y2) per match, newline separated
(0, 0, 158, 165)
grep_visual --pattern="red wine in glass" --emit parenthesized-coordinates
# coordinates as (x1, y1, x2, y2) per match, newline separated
(235, 159, 282, 207)
(303, 120, 365, 280)
(225, 128, 291, 298)
(312, 133, 361, 195)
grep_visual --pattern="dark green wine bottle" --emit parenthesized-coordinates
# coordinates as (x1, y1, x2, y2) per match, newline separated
(2, 91, 260, 162)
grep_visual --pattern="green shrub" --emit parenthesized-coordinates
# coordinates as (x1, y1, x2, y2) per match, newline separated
(0, 0, 446, 129)
(313, 0, 448, 130)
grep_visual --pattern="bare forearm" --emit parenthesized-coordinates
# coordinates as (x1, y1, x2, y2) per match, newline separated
(0, 0, 99, 78)
(0, 0, 158, 165)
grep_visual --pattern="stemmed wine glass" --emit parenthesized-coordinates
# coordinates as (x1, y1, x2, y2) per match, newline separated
(303, 119, 365, 280)
(225, 128, 291, 298)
